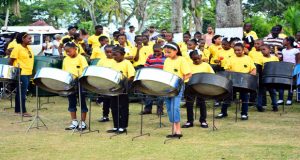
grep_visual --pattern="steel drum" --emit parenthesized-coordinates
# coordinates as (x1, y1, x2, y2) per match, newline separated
(79, 66, 125, 96)
(33, 56, 62, 74)
(33, 67, 76, 95)
(0, 64, 19, 82)
(188, 73, 232, 99)
(132, 68, 183, 97)
(218, 71, 257, 93)
(263, 62, 294, 88)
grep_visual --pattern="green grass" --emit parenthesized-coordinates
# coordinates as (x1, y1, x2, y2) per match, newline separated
(0, 96, 300, 160)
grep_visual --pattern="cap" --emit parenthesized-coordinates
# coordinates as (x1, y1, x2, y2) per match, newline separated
(68, 25, 78, 31)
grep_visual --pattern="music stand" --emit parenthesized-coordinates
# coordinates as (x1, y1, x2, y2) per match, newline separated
(26, 86, 48, 133)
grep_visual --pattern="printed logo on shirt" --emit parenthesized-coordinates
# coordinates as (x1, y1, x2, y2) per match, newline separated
(174, 69, 178, 72)
(244, 64, 248, 68)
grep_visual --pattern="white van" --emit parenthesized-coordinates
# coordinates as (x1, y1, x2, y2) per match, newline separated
(1, 26, 66, 55)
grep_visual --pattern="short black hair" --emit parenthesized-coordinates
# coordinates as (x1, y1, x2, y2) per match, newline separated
(104, 45, 114, 51)
(184, 31, 191, 37)
(117, 34, 127, 39)
(113, 31, 120, 36)
(153, 44, 162, 49)
(62, 38, 72, 44)
(260, 44, 270, 49)
(189, 50, 201, 59)
(234, 42, 244, 48)
(73, 33, 80, 40)
(99, 35, 108, 42)
(95, 25, 103, 30)
(112, 45, 126, 55)
(80, 29, 88, 35)
(135, 35, 142, 40)
(212, 35, 222, 44)
(188, 39, 198, 44)
(64, 41, 77, 48)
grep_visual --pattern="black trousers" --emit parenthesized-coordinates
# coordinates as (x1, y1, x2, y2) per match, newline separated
(185, 86, 207, 123)
(102, 96, 111, 117)
(110, 94, 129, 129)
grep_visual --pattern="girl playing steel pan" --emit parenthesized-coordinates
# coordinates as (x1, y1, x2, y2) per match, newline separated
(216, 43, 256, 120)
(63, 42, 89, 130)
(163, 42, 191, 138)
(182, 50, 214, 128)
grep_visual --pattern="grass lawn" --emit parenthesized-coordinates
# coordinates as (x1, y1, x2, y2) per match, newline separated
(0, 96, 300, 160)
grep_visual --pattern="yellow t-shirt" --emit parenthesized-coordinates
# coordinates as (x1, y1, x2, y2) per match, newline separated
(112, 59, 135, 78)
(60, 35, 72, 45)
(244, 31, 258, 40)
(201, 48, 211, 62)
(133, 45, 153, 67)
(163, 56, 191, 79)
(124, 46, 136, 59)
(7, 39, 17, 49)
(220, 48, 235, 67)
(178, 42, 188, 55)
(279, 33, 287, 39)
(224, 55, 256, 73)
(88, 34, 109, 49)
(75, 42, 85, 55)
(190, 62, 215, 74)
(262, 55, 279, 67)
(208, 44, 223, 64)
(90, 47, 106, 60)
(248, 49, 263, 65)
(62, 54, 88, 77)
(96, 58, 116, 68)
(10, 44, 34, 75)
(112, 40, 132, 47)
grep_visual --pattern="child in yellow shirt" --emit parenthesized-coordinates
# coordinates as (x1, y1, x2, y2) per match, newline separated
(178, 32, 191, 56)
(198, 39, 211, 62)
(63, 42, 89, 130)
(218, 38, 235, 68)
(182, 50, 214, 129)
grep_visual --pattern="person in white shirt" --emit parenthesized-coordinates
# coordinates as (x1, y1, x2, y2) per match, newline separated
(278, 36, 300, 105)
(40, 36, 53, 56)
(126, 26, 136, 46)
(52, 34, 62, 56)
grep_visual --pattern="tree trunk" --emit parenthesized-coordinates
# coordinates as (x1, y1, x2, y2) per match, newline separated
(171, 0, 183, 33)
(190, 0, 202, 32)
(137, 0, 148, 33)
(118, 0, 125, 27)
(84, 0, 97, 26)
(4, 8, 9, 30)
(216, 0, 243, 28)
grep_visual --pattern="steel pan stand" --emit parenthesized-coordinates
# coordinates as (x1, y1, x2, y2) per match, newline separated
(26, 86, 48, 133)
(132, 96, 150, 141)
(79, 97, 99, 135)
(2, 81, 15, 110)
(206, 100, 217, 131)
(164, 98, 180, 144)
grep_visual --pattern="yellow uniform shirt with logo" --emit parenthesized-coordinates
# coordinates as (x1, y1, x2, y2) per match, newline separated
(60, 35, 72, 44)
(124, 46, 136, 60)
(90, 46, 106, 60)
(177, 42, 188, 55)
(220, 48, 235, 67)
(88, 34, 110, 49)
(7, 39, 18, 49)
(133, 45, 153, 67)
(208, 44, 223, 64)
(190, 62, 215, 74)
(244, 31, 258, 40)
(262, 55, 279, 67)
(62, 54, 88, 77)
(112, 40, 132, 47)
(248, 49, 263, 65)
(111, 59, 135, 78)
(224, 55, 256, 73)
(163, 56, 191, 79)
(96, 58, 116, 68)
(75, 42, 85, 55)
(10, 44, 34, 75)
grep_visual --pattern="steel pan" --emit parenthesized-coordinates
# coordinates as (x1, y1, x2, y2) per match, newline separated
(263, 62, 294, 88)
(132, 68, 183, 97)
(33, 56, 62, 74)
(79, 66, 125, 96)
(33, 67, 76, 95)
(0, 64, 19, 82)
(218, 71, 257, 93)
(188, 73, 232, 99)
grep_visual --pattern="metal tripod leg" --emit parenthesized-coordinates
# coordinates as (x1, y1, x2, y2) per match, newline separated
(132, 101, 150, 141)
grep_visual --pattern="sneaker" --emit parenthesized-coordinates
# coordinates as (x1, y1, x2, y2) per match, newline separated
(200, 122, 208, 128)
(241, 115, 248, 120)
(216, 113, 228, 119)
(107, 128, 118, 133)
(277, 100, 284, 105)
(182, 122, 193, 128)
(78, 121, 87, 130)
(117, 128, 127, 134)
(214, 102, 220, 106)
(98, 117, 109, 122)
(286, 100, 292, 105)
(65, 120, 79, 130)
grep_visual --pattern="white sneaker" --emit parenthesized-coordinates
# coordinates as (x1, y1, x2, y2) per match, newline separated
(286, 100, 292, 105)
(78, 121, 87, 130)
(277, 100, 284, 104)
(65, 120, 78, 130)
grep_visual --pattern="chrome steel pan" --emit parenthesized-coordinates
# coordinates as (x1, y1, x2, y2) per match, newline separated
(79, 66, 125, 96)
(33, 67, 76, 96)
(132, 68, 183, 97)
(188, 73, 232, 99)
(0, 64, 19, 82)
